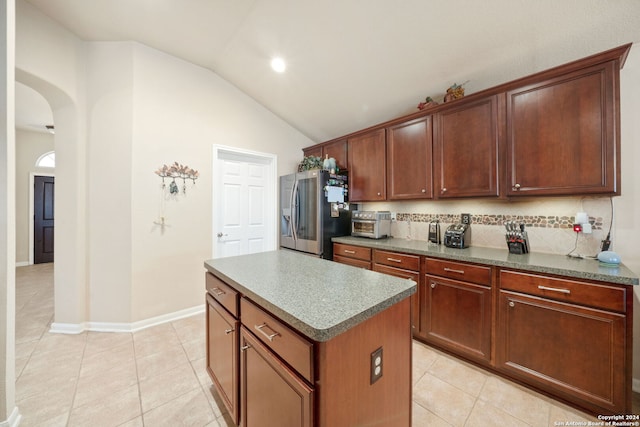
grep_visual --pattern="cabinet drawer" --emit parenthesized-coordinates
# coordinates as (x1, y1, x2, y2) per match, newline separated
(206, 273, 239, 317)
(334, 243, 371, 261)
(499, 270, 627, 313)
(334, 254, 371, 270)
(425, 258, 491, 286)
(240, 298, 314, 383)
(373, 250, 420, 271)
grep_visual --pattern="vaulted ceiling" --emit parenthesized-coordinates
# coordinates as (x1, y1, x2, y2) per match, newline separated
(19, 0, 640, 142)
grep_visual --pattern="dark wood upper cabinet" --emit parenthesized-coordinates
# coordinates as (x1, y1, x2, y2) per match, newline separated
(434, 95, 502, 198)
(302, 44, 630, 200)
(302, 139, 348, 171)
(387, 116, 433, 200)
(506, 61, 619, 196)
(323, 139, 348, 171)
(348, 129, 386, 201)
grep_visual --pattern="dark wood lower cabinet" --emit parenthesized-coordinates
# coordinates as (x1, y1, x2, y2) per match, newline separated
(497, 290, 627, 414)
(206, 294, 240, 425)
(423, 274, 492, 363)
(240, 327, 313, 427)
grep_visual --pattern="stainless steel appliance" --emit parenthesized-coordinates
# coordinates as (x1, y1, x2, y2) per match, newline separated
(443, 223, 471, 248)
(428, 220, 441, 244)
(280, 170, 352, 259)
(351, 211, 391, 239)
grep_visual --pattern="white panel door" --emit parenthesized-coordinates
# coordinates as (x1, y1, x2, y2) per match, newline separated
(214, 147, 276, 259)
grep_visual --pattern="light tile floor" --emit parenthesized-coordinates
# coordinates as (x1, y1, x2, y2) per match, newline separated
(13, 263, 638, 426)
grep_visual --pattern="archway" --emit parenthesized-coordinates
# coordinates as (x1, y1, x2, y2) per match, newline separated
(15, 68, 88, 331)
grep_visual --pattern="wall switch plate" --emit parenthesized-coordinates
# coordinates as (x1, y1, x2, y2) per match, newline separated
(461, 213, 471, 225)
(370, 347, 383, 384)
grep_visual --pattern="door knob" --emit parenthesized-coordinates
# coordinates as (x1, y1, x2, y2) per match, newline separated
(217, 232, 227, 238)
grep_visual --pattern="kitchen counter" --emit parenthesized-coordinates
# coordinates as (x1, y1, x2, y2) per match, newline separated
(332, 236, 639, 285)
(204, 249, 416, 342)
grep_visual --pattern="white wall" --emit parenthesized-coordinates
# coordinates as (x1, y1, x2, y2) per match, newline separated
(15, 0, 314, 331)
(14, 129, 54, 265)
(1, 0, 17, 424)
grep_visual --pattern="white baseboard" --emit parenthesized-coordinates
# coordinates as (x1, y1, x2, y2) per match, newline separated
(49, 304, 205, 334)
(15, 261, 29, 267)
(633, 377, 640, 394)
(0, 407, 22, 427)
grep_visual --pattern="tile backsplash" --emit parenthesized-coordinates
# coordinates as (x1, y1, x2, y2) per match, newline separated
(362, 196, 613, 257)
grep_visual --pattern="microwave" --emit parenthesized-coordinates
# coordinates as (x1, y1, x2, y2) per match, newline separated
(351, 211, 391, 239)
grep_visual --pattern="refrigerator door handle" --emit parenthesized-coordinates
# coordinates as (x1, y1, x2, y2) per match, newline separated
(291, 178, 299, 242)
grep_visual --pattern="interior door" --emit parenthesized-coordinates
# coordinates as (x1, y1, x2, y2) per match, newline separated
(213, 147, 276, 259)
(34, 175, 55, 264)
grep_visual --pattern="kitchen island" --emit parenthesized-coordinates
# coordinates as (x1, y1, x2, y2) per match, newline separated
(204, 249, 416, 427)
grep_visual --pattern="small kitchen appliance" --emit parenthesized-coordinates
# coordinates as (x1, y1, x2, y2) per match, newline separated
(443, 223, 470, 248)
(428, 220, 441, 244)
(351, 211, 391, 239)
(504, 221, 530, 254)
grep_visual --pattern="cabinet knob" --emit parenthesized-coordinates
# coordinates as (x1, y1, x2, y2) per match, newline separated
(509, 301, 515, 308)
(430, 283, 436, 289)
(441, 188, 447, 193)
(241, 344, 252, 352)
(513, 183, 521, 190)
(224, 328, 234, 335)
(377, 192, 381, 196)
(421, 189, 426, 193)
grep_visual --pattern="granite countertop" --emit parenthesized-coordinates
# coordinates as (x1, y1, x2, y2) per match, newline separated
(333, 236, 639, 286)
(204, 250, 416, 342)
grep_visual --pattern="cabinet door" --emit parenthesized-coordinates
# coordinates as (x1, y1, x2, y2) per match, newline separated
(373, 263, 423, 338)
(506, 61, 619, 196)
(387, 116, 433, 199)
(302, 145, 322, 159)
(433, 95, 501, 198)
(424, 275, 492, 363)
(323, 139, 348, 171)
(497, 290, 627, 414)
(347, 129, 386, 201)
(206, 294, 239, 425)
(240, 327, 313, 427)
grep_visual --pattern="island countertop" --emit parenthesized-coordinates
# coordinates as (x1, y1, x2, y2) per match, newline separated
(333, 236, 639, 286)
(204, 249, 416, 342)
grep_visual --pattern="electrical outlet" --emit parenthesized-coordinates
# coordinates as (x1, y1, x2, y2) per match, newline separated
(370, 347, 383, 384)
(461, 213, 471, 225)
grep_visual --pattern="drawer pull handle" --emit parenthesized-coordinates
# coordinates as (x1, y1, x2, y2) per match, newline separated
(211, 287, 226, 296)
(538, 285, 571, 295)
(255, 323, 281, 342)
(224, 328, 234, 335)
(387, 257, 402, 263)
(240, 344, 251, 352)
(509, 301, 515, 308)
(344, 249, 356, 254)
(443, 267, 465, 275)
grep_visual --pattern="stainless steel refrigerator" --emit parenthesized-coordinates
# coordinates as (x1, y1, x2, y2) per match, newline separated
(280, 170, 352, 259)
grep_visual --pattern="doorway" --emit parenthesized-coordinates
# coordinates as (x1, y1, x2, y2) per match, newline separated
(212, 145, 277, 259)
(33, 175, 55, 263)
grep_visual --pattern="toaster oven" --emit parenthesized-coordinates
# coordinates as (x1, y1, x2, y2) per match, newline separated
(351, 211, 391, 239)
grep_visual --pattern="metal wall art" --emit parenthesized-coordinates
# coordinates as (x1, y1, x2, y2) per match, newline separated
(155, 162, 199, 195)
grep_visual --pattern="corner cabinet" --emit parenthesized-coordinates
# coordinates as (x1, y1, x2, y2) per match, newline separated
(303, 139, 348, 172)
(386, 116, 433, 200)
(506, 60, 620, 196)
(347, 129, 386, 201)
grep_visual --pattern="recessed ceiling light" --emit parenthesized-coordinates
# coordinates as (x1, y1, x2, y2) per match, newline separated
(270, 57, 286, 73)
